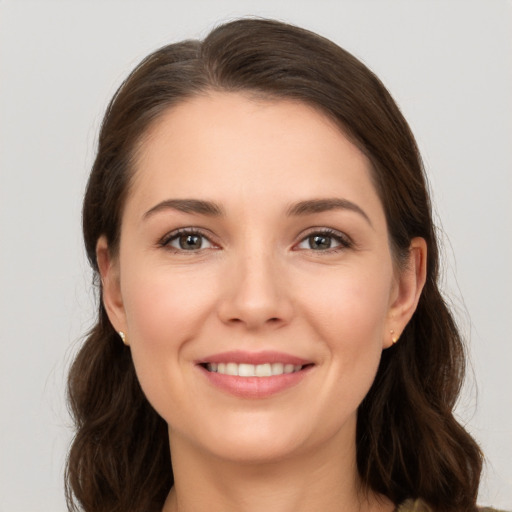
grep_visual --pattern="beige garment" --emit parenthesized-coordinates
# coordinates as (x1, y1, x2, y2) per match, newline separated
(396, 499, 507, 512)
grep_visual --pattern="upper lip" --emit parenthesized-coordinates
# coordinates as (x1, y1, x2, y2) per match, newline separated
(197, 350, 312, 366)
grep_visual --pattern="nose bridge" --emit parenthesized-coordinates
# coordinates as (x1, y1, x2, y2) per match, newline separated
(218, 237, 292, 328)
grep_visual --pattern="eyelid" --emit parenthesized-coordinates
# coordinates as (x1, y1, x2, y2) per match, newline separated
(293, 227, 353, 251)
(158, 227, 219, 252)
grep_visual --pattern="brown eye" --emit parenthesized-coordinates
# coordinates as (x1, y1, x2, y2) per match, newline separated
(178, 233, 203, 250)
(308, 234, 333, 250)
(295, 229, 351, 252)
(162, 230, 215, 252)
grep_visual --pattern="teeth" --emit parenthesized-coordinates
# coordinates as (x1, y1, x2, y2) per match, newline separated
(271, 362, 283, 375)
(255, 363, 271, 377)
(239, 363, 255, 377)
(226, 362, 238, 376)
(284, 364, 295, 374)
(206, 362, 304, 377)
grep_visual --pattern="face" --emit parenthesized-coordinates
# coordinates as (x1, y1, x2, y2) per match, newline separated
(98, 92, 425, 464)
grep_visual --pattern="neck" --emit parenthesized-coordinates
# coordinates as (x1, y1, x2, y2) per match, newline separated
(162, 423, 394, 512)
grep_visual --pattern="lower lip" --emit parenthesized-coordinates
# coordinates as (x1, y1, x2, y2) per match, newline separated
(198, 365, 313, 399)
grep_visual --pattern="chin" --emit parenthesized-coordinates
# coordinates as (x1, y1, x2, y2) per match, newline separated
(177, 407, 354, 466)
(167, 408, 311, 464)
(204, 433, 306, 465)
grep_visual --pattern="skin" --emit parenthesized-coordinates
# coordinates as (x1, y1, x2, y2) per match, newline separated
(97, 92, 427, 512)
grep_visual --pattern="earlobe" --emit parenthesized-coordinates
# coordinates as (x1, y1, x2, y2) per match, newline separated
(384, 237, 427, 348)
(96, 236, 127, 333)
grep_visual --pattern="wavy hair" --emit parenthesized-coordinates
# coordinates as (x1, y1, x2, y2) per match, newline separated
(66, 18, 482, 512)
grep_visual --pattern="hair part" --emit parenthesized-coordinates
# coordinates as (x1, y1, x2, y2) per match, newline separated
(68, 18, 482, 512)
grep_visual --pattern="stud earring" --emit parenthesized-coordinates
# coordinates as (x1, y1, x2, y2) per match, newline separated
(118, 331, 128, 345)
(390, 329, 399, 344)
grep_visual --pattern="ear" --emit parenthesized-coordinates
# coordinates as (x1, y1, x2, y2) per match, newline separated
(384, 237, 427, 348)
(96, 235, 127, 334)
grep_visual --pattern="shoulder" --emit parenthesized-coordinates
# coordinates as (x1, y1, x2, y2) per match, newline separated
(396, 499, 509, 512)
(395, 499, 432, 512)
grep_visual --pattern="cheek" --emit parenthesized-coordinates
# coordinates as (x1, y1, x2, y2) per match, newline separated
(301, 261, 393, 346)
(120, 265, 219, 421)
(122, 261, 215, 340)
(309, 268, 391, 397)
(120, 265, 215, 382)
(299, 260, 393, 400)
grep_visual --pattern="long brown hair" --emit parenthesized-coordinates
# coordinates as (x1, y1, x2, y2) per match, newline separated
(66, 18, 482, 512)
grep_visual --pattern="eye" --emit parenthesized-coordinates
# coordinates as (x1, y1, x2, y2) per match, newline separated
(295, 229, 352, 251)
(160, 229, 215, 252)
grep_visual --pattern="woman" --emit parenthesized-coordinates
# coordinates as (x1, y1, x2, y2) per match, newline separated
(66, 18, 487, 512)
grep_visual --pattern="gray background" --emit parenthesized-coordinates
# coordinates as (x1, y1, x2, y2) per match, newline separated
(0, 1, 510, 510)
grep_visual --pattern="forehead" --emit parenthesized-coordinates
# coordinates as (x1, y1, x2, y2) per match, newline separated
(127, 92, 383, 221)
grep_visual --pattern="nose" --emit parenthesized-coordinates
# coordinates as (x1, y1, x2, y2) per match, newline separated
(217, 250, 294, 330)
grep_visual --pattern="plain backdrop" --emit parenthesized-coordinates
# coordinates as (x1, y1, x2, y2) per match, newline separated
(0, 1, 511, 510)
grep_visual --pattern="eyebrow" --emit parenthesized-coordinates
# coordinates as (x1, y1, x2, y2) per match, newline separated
(143, 199, 224, 219)
(143, 197, 372, 227)
(286, 198, 373, 227)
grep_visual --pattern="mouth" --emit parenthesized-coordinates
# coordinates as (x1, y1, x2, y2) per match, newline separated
(196, 351, 314, 398)
(201, 362, 308, 377)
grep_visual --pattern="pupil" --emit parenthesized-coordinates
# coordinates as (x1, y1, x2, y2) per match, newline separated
(180, 234, 202, 250)
(310, 235, 331, 250)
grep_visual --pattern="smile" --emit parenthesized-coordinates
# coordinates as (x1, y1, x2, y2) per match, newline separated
(205, 362, 304, 377)
(197, 351, 314, 398)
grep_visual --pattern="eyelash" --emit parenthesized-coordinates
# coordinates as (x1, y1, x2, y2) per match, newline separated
(158, 227, 353, 254)
(158, 228, 216, 253)
(296, 228, 353, 253)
